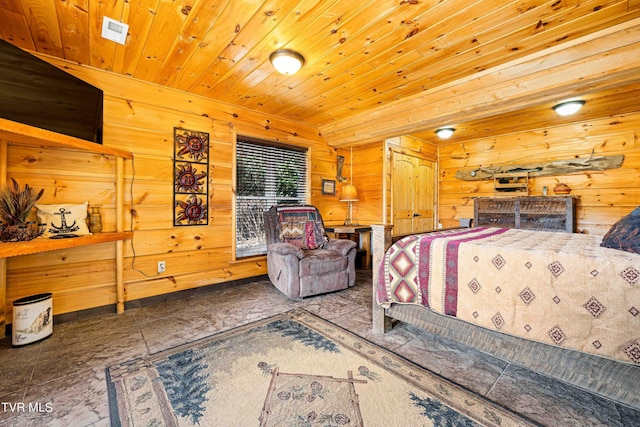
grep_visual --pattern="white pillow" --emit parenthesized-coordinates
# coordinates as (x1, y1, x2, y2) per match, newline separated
(36, 202, 90, 238)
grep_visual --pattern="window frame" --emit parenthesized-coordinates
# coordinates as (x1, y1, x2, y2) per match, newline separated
(232, 134, 310, 260)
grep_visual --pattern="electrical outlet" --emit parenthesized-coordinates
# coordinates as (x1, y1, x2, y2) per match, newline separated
(157, 261, 166, 274)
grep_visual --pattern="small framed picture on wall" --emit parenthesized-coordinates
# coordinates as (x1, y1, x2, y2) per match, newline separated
(321, 179, 336, 195)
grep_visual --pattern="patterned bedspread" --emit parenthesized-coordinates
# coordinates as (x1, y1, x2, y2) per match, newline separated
(377, 227, 640, 365)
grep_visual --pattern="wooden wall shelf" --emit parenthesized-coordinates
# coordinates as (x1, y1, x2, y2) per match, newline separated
(0, 118, 132, 159)
(1, 118, 132, 338)
(493, 172, 529, 195)
(0, 232, 133, 259)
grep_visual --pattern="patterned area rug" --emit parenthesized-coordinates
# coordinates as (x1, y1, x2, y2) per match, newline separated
(106, 309, 535, 426)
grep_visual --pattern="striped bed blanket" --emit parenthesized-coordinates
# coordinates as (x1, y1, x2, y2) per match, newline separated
(377, 227, 640, 365)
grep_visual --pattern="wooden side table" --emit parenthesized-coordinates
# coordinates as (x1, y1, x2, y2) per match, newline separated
(324, 225, 372, 269)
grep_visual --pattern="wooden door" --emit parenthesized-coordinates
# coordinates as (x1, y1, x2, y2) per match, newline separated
(392, 152, 435, 236)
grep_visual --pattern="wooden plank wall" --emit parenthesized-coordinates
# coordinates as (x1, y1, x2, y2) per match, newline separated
(3, 55, 347, 320)
(323, 136, 437, 231)
(313, 146, 349, 225)
(5, 146, 121, 316)
(334, 144, 385, 226)
(317, 144, 386, 226)
(438, 111, 640, 235)
(6, 58, 638, 321)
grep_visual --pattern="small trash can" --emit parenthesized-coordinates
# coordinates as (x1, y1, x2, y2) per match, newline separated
(459, 218, 473, 228)
(12, 293, 53, 346)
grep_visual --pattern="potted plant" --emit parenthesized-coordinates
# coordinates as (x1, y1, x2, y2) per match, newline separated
(0, 178, 45, 242)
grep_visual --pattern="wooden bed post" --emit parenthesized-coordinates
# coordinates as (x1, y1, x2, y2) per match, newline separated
(371, 224, 393, 334)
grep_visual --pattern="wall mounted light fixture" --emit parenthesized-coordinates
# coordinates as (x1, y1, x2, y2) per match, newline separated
(553, 100, 585, 116)
(436, 127, 455, 139)
(269, 49, 305, 75)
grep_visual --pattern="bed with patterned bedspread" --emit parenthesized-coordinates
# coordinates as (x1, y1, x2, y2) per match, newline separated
(377, 227, 640, 365)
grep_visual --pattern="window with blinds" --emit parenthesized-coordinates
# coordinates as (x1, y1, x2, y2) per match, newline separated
(236, 137, 308, 258)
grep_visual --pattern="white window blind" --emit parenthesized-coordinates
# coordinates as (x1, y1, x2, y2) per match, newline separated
(236, 137, 308, 257)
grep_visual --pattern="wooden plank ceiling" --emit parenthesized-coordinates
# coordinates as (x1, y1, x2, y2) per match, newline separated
(1, 0, 640, 146)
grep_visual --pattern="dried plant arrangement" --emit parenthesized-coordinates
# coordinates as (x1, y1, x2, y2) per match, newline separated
(0, 178, 45, 242)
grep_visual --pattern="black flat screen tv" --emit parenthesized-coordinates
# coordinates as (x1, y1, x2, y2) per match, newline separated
(0, 39, 103, 144)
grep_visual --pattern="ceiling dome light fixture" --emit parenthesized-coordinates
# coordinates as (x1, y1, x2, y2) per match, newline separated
(269, 49, 305, 75)
(553, 100, 585, 116)
(436, 127, 455, 139)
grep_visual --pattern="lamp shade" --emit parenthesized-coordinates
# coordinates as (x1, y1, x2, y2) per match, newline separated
(269, 49, 305, 75)
(339, 184, 358, 202)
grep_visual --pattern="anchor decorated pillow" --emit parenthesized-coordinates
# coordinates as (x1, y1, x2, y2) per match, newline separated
(36, 202, 91, 238)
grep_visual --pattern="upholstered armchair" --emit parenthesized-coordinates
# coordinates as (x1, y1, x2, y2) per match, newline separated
(263, 205, 357, 299)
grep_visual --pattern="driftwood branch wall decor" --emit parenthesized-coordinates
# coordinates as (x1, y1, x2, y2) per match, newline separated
(455, 153, 624, 181)
(336, 155, 348, 182)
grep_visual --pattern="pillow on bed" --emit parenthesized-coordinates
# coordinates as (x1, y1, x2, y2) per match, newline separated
(600, 206, 640, 254)
(37, 202, 90, 238)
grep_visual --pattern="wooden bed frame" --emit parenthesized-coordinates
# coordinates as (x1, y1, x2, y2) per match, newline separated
(370, 225, 640, 409)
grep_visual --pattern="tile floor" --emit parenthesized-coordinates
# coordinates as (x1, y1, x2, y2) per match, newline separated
(0, 271, 638, 426)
